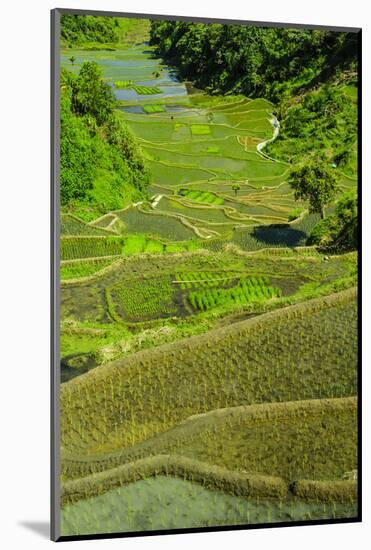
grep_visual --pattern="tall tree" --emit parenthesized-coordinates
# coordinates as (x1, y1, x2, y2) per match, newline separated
(71, 62, 115, 125)
(288, 160, 339, 219)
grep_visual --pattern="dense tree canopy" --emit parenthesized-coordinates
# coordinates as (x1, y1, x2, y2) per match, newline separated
(150, 21, 357, 101)
(288, 160, 339, 219)
(308, 188, 358, 250)
(70, 62, 116, 125)
(60, 63, 148, 211)
(61, 14, 122, 45)
(266, 84, 358, 169)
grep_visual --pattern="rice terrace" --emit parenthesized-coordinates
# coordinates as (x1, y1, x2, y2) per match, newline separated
(58, 13, 359, 537)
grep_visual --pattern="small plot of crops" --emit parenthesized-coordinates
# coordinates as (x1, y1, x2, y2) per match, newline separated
(61, 214, 112, 236)
(116, 207, 198, 241)
(158, 136, 248, 158)
(191, 124, 211, 135)
(61, 237, 124, 261)
(226, 159, 288, 180)
(121, 234, 162, 255)
(188, 276, 281, 312)
(133, 85, 162, 95)
(115, 80, 161, 95)
(156, 197, 233, 225)
(178, 189, 224, 205)
(114, 80, 134, 88)
(175, 271, 239, 290)
(108, 276, 177, 321)
(186, 180, 257, 197)
(231, 214, 321, 251)
(61, 258, 117, 280)
(90, 214, 117, 230)
(128, 119, 179, 141)
(143, 104, 165, 113)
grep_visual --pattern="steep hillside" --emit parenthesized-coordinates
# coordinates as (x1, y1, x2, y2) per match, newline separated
(60, 63, 148, 221)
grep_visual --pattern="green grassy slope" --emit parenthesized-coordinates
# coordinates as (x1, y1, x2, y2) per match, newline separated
(61, 15, 149, 49)
(61, 288, 357, 455)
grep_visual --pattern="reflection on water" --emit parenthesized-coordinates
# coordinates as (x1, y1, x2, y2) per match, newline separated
(122, 105, 145, 114)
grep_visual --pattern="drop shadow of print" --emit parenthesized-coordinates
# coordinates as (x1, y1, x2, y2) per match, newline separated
(18, 521, 49, 539)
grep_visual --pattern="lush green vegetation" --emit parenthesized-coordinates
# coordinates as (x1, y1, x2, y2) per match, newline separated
(188, 276, 281, 311)
(59, 15, 358, 536)
(109, 276, 177, 321)
(267, 84, 358, 170)
(308, 188, 358, 250)
(61, 247, 356, 326)
(132, 85, 162, 95)
(143, 104, 165, 113)
(150, 22, 357, 102)
(61, 213, 114, 236)
(150, 22, 358, 172)
(114, 80, 134, 88)
(178, 189, 224, 205)
(60, 62, 148, 215)
(60, 257, 117, 280)
(61, 236, 124, 260)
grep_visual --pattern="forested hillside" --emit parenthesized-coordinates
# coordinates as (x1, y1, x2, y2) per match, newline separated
(150, 23, 357, 99)
(266, 84, 357, 172)
(149, 21, 358, 249)
(149, 22, 358, 167)
(60, 62, 148, 220)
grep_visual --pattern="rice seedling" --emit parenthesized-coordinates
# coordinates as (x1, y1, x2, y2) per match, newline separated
(191, 124, 211, 135)
(61, 236, 124, 260)
(114, 80, 134, 88)
(60, 258, 117, 280)
(143, 104, 165, 113)
(187, 275, 281, 311)
(60, 288, 357, 456)
(108, 275, 177, 321)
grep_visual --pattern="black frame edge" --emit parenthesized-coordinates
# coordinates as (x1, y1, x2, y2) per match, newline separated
(57, 516, 361, 543)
